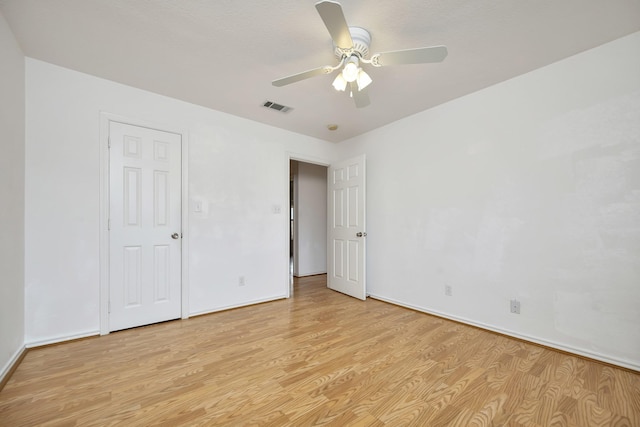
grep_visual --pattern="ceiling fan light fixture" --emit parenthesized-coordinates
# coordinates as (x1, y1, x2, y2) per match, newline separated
(356, 69, 372, 91)
(332, 73, 348, 91)
(272, 2, 447, 109)
(342, 57, 360, 82)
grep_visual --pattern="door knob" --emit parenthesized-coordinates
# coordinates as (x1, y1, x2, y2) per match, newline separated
(171, 233, 180, 239)
(356, 232, 367, 237)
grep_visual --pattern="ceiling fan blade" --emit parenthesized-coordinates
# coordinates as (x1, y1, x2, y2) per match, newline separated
(315, 1, 353, 49)
(350, 82, 370, 108)
(374, 45, 448, 66)
(272, 66, 334, 87)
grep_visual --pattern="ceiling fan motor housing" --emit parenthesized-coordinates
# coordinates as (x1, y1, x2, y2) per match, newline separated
(335, 26, 371, 59)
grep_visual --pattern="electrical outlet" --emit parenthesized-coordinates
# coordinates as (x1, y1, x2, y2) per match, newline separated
(510, 299, 520, 314)
(239, 276, 245, 287)
(444, 285, 452, 296)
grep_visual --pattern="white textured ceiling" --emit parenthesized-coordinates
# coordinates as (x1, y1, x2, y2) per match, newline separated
(2, 0, 640, 142)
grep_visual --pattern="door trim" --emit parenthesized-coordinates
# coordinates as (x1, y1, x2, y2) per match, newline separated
(99, 113, 190, 335)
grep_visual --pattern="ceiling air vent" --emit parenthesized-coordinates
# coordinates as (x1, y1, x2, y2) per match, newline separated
(263, 101, 292, 113)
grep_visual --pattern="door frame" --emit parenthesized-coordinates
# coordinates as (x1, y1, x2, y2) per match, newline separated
(285, 152, 331, 297)
(99, 113, 190, 335)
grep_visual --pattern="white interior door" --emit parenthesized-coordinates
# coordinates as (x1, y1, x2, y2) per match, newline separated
(109, 121, 182, 332)
(327, 155, 366, 300)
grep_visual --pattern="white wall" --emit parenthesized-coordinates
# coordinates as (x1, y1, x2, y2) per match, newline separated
(293, 162, 327, 276)
(25, 59, 338, 344)
(18, 30, 640, 370)
(0, 11, 25, 380)
(338, 32, 640, 370)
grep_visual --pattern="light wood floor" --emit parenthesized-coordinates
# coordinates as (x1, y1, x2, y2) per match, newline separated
(1, 275, 639, 426)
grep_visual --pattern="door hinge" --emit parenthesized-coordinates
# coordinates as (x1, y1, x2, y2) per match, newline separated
(108, 301, 111, 313)
(107, 218, 111, 230)
(107, 136, 111, 149)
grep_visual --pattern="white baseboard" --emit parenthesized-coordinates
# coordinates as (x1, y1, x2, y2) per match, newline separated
(294, 271, 327, 277)
(25, 330, 100, 349)
(1, 344, 27, 388)
(189, 295, 287, 318)
(369, 293, 640, 372)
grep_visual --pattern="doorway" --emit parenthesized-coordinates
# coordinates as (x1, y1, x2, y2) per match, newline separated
(108, 121, 182, 332)
(290, 160, 328, 279)
(100, 114, 189, 335)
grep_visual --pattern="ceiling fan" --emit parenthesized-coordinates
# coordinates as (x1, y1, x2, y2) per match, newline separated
(272, 0, 448, 108)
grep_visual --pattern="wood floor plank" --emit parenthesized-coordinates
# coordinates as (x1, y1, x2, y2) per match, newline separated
(1, 274, 638, 426)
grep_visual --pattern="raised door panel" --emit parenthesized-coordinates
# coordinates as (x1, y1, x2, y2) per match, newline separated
(153, 245, 170, 302)
(123, 246, 142, 307)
